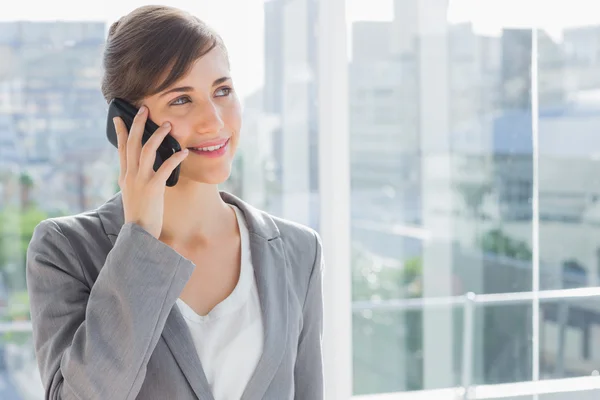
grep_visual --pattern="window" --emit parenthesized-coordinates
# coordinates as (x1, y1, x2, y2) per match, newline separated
(343, 0, 600, 398)
(3, 0, 600, 399)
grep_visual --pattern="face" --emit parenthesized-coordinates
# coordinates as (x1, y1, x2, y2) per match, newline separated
(142, 47, 242, 185)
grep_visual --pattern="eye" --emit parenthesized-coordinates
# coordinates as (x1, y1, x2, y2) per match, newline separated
(171, 96, 191, 106)
(215, 87, 233, 97)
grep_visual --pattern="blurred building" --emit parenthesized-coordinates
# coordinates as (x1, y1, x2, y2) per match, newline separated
(263, 0, 320, 229)
(349, 0, 600, 391)
(450, 25, 600, 381)
(0, 21, 116, 213)
(226, 88, 280, 210)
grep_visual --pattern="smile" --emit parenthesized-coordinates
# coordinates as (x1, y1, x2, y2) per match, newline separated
(187, 138, 230, 158)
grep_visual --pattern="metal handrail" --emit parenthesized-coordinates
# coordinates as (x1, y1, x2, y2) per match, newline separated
(352, 287, 600, 399)
(352, 287, 600, 312)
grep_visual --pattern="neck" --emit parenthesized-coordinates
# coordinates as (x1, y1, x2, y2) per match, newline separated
(159, 179, 234, 248)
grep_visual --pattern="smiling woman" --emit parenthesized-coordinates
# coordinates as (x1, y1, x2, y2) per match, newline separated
(101, 7, 241, 187)
(25, 4, 325, 400)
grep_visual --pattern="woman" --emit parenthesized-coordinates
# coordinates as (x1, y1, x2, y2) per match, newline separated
(25, 5, 324, 400)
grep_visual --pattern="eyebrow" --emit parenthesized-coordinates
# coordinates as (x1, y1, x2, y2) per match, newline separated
(159, 77, 232, 98)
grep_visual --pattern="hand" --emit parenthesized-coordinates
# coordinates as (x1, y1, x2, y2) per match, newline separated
(113, 105, 189, 239)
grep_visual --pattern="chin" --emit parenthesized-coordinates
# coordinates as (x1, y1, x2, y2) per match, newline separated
(180, 167, 232, 185)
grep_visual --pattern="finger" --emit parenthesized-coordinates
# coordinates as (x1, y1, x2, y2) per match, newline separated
(150, 149, 189, 185)
(113, 117, 127, 182)
(126, 105, 147, 174)
(139, 121, 172, 178)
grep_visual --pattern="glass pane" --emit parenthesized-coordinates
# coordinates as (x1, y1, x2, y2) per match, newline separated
(472, 303, 532, 385)
(347, 0, 536, 394)
(352, 303, 463, 394)
(537, 4, 600, 292)
(1, 17, 108, 400)
(261, 0, 320, 228)
(537, 1, 600, 383)
(540, 296, 600, 379)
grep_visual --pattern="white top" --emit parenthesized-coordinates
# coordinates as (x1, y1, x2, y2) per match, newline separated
(175, 205, 264, 400)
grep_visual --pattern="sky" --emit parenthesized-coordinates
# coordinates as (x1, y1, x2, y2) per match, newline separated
(0, 0, 597, 97)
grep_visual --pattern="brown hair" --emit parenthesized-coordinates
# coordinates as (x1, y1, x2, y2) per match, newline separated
(101, 5, 228, 106)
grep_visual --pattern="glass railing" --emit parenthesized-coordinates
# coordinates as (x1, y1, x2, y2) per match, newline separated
(352, 288, 600, 400)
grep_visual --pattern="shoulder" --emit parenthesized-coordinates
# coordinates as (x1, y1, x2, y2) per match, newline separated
(254, 212, 323, 312)
(256, 211, 324, 295)
(229, 192, 322, 267)
(30, 191, 125, 251)
(27, 209, 111, 282)
(270, 214, 322, 259)
(30, 209, 107, 249)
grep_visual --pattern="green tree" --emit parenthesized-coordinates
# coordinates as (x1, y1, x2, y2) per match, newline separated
(455, 181, 492, 218)
(0, 205, 48, 290)
(479, 228, 532, 261)
(19, 172, 34, 209)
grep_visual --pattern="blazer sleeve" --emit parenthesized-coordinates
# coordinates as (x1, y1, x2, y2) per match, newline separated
(294, 230, 325, 399)
(26, 219, 195, 400)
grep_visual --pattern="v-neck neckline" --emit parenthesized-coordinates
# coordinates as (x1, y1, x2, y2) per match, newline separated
(174, 205, 252, 323)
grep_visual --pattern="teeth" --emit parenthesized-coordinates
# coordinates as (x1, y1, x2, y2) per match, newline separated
(191, 142, 225, 152)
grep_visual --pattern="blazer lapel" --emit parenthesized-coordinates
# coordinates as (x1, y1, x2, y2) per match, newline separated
(97, 191, 289, 400)
(240, 234, 289, 400)
(220, 192, 290, 399)
(162, 306, 215, 400)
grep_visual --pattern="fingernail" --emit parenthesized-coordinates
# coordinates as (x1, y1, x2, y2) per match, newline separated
(183, 149, 189, 154)
(163, 122, 171, 128)
(138, 106, 146, 115)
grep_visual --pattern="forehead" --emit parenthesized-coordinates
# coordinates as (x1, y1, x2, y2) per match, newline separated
(175, 47, 230, 85)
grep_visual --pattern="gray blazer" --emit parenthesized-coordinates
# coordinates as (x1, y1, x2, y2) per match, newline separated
(26, 191, 324, 400)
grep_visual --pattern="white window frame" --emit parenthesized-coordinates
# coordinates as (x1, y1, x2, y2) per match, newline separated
(318, 0, 353, 399)
(318, 0, 600, 399)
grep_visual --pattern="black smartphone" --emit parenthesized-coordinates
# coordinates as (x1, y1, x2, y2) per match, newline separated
(106, 98, 182, 187)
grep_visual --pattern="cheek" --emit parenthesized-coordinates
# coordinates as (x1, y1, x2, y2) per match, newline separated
(229, 115, 242, 151)
(166, 117, 194, 144)
(223, 100, 242, 133)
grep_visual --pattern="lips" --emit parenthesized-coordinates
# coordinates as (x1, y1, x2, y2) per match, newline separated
(187, 137, 229, 150)
(188, 138, 230, 158)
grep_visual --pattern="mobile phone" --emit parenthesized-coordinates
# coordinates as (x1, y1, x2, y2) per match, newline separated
(106, 98, 182, 187)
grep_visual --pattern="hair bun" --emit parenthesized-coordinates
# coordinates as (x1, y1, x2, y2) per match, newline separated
(100, 5, 227, 104)
(108, 19, 121, 38)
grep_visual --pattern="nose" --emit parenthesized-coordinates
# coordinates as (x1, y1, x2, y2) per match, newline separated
(192, 102, 225, 135)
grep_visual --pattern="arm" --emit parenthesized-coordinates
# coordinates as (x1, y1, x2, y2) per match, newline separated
(26, 219, 194, 400)
(294, 231, 325, 399)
